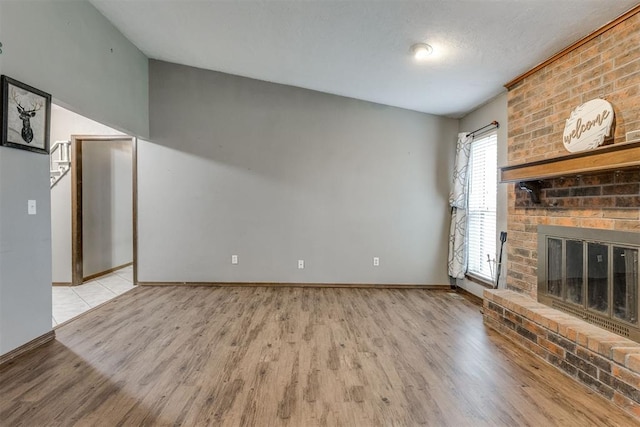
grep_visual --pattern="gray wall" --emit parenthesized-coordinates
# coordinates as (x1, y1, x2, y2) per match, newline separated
(83, 140, 133, 277)
(0, 1, 147, 356)
(0, 1, 3, 76)
(1, 1, 148, 138)
(140, 60, 458, 284)
(0, 147, 52, 355)
(50, 105, 125, 283)
(458, 92, 508, 297)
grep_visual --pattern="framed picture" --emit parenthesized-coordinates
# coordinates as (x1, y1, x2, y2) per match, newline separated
(1, 75, 51, 154)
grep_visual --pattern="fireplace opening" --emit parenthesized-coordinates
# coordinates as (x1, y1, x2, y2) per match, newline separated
(538, 226, 640, 341)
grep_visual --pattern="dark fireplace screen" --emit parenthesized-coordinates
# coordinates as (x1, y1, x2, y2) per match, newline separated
(538, 226, 640, 341)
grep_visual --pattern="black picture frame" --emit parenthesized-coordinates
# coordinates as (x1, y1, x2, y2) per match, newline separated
(1, 75, 51, 154)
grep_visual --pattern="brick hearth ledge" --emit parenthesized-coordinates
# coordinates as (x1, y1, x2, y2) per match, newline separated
(484, 289, 640, 419)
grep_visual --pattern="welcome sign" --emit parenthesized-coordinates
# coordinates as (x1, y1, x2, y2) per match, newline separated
(563, 99, 614, 153)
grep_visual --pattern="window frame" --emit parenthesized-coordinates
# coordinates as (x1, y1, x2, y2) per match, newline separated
(465, 132, 498, 285)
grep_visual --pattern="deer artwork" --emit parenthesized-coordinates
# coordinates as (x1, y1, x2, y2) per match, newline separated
(11, 88, 43, 144)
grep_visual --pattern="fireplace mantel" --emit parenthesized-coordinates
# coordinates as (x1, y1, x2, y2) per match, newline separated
(500, 141, 640, 183)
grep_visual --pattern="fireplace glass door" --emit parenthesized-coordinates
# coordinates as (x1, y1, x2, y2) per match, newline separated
(547, 238, 562, 298)
(539, 226, 640, 341)
(566, 240, 584, 305)
(613, 246, 639, 324)
(587, 243, 609, 313)
(545, 238, 585, 305)
(545, 238, 640, 324)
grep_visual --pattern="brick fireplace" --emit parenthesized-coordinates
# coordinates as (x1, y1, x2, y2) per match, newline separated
(504, 15, 640, 298)
(483, 5, 640, 420)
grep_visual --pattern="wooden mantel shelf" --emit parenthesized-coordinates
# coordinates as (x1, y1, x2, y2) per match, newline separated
(500, 141, 640, 183)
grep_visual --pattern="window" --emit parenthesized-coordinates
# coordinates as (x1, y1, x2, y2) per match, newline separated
(467, 133, 497, 281)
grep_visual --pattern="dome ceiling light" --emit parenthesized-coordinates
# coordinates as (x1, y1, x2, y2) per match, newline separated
(411, 43, 433, 60)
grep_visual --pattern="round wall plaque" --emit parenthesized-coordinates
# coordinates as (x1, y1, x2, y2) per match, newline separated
(562, 99, 614, 153)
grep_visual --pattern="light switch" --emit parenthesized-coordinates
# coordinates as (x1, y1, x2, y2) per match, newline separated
(28, 200, 37, 215)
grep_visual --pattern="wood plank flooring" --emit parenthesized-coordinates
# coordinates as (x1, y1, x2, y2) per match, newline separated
(1, 286, 638, 426)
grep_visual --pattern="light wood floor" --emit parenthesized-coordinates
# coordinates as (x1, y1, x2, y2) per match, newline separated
(1, 286, 638, 426)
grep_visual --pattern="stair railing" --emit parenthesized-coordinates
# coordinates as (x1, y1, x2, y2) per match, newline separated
(50, 140, 71, 188)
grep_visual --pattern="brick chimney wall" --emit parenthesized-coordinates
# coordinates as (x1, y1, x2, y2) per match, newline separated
(506, 11, 640, 298)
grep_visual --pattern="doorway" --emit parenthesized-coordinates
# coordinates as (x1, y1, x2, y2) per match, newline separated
(70, 135, 138, 287)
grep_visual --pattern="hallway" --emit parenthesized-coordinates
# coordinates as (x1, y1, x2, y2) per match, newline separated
(52, 265, 134, 326)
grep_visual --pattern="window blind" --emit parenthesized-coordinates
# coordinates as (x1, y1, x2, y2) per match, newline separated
(467, 133, 498, 281)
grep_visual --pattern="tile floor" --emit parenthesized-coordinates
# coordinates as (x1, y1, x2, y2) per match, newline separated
(52, 265, 135, 326)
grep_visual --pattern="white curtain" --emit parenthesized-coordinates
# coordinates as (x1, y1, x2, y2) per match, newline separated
(448, 132, 473, 279)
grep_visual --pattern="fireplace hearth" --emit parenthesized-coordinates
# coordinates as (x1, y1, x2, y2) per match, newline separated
(538, 226, 640, 341)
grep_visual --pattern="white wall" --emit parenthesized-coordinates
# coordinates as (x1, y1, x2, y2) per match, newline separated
(458, 92, 508, 298)
(82, 140, 133, 277)
(0, 1, 147, 356)
(140, 61, 459, 285)
(50, 105, 124, 283)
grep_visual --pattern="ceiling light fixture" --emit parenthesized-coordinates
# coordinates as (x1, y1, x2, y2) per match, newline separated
(411, 43, 433, 60)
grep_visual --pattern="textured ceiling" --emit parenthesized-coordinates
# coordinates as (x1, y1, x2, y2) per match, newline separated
(89, 0, 639, 118)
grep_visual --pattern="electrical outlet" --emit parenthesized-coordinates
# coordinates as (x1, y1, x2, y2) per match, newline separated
(231, 255, 238, 265)
(373, 257, 380, 266)
(298, 259, 304, 269)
